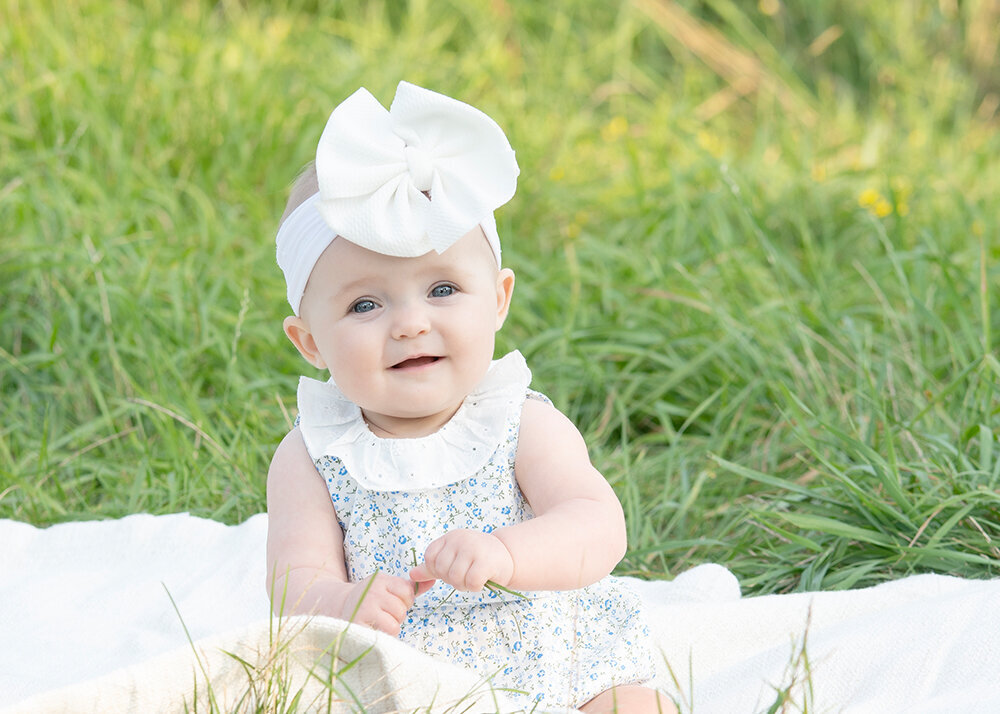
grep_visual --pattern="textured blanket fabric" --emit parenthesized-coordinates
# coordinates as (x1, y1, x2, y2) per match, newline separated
(2, 513, 999, 712)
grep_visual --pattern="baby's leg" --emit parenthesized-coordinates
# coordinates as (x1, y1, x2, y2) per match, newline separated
(579, 684, 677, 714)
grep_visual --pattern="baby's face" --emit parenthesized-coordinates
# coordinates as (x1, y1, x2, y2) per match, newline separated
(295, 227, 514, 437)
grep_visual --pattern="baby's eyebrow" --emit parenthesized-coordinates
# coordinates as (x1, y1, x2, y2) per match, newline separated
(415, 260, 480, 281)
(330, 275, 381, 298)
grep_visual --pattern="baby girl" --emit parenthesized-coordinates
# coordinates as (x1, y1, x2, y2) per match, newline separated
(266, 81, 672, 713)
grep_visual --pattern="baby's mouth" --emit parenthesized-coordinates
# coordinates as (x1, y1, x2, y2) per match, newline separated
(391, 356, 441, 369)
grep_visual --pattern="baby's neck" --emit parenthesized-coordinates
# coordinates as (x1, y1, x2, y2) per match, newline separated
(361, 403, 463, 439)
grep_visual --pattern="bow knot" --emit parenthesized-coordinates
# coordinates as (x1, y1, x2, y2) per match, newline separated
(314, 82, 518, 258)
(403, 145, 434, 193)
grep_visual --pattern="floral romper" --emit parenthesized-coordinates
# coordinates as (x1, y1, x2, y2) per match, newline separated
(296, 350, 659, 710)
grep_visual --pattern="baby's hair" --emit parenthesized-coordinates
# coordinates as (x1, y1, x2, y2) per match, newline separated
(280, 161, 319, 227)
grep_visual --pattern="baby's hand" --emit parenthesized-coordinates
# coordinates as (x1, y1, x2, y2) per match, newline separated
(340, 571, 423, 635)
(409, 530, 515, 592)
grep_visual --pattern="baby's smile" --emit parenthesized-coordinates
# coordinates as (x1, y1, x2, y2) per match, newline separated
(391, 355, 442, 369)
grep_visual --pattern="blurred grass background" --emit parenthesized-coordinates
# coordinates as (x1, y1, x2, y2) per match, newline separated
(1, 0, 998, 594)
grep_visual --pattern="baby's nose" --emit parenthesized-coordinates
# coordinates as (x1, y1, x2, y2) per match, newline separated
(391, 302, 431, 340)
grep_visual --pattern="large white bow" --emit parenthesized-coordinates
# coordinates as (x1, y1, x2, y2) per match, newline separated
(314, 81, 519, 258)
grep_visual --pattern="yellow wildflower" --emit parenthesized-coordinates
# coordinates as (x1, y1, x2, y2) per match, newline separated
(601, 116, 629, 142)
(858, 188, 880, 207)
(874, 198, 893, 218)
(696, 130, 724, 157)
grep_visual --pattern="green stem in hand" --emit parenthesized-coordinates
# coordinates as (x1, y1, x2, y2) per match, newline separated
(410, 547, 419, 596)
(485, 580, 529, 600)
(410, 545, 527, 600)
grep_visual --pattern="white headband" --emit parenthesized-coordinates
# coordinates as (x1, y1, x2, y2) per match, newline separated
(276, 81, 518, 316)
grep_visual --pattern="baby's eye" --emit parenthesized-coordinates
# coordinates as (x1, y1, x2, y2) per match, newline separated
(350, 299, 378, 314)
(430, 284, 456, 298)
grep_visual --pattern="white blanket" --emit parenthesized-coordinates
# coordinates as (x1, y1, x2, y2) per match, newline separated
(2, 513, 999, 712)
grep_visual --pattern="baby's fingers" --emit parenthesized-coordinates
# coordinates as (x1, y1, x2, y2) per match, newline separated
(459, 561, 495, 592)
(426, 550, 481, 592)
(359, 607, 402, 635)
(383, 573, 419, 605)
(421, 536, 449, 568)
(347, 573, 414, 632)
(408, 563, 439, 594)
(408, 563, 432, 582)
(408, 574, 437, 596)
(422, 538, 461, 577)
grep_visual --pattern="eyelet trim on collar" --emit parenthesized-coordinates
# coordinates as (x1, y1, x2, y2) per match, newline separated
(296, 351, 531, 491)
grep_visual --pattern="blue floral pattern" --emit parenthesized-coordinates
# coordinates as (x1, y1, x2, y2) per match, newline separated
(307, 388, 658, 709)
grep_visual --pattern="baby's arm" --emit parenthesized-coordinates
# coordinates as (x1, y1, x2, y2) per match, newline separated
(410, 398, 626, 592)
(493, 397, 627, 589)
(266, 429, 419, 634)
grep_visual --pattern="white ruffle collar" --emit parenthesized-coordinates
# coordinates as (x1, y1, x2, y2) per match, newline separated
(296, 350, 531, 491)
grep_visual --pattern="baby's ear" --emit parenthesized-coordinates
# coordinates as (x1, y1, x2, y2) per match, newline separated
(283, 316, 327, 369)
(494, 268, 515, 330)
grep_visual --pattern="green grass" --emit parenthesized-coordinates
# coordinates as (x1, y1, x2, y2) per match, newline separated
(2, 0, 998, 599)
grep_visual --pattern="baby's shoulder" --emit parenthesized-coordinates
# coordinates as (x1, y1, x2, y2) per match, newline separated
(516, 395, 588, 456)
(267, 428, 314, 482)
